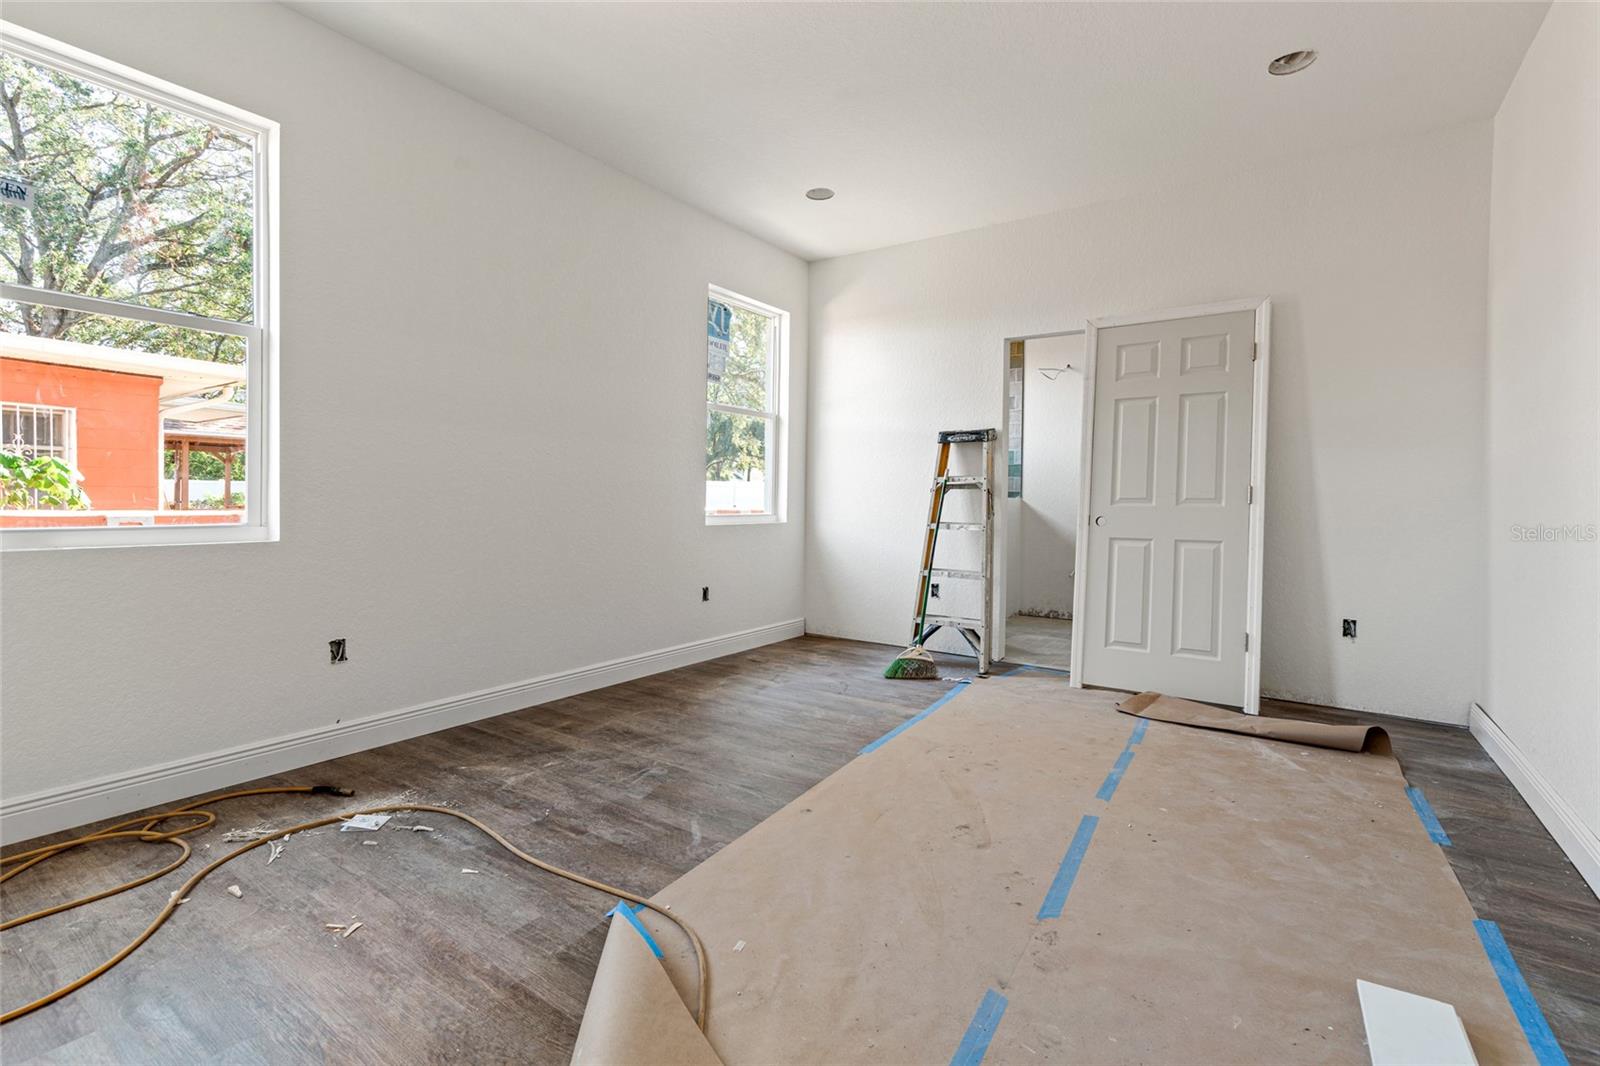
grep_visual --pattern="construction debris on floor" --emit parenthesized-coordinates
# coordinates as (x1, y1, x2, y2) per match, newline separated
(338, 813, 390, 832)
(0, 789, 703, 1028)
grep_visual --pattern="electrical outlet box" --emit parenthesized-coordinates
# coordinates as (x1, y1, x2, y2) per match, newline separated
(1341, 619, 1357, 640)
(930, 583, 941, 599)
(329, 638, 348, 663)
(701, 586, 710, 602)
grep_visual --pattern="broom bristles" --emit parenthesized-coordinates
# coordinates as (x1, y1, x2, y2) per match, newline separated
(884, 645, 939, 680)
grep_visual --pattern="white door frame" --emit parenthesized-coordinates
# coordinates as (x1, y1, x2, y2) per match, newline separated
(1069, 297, 1272, 714)
(995, 328, 1087, 667)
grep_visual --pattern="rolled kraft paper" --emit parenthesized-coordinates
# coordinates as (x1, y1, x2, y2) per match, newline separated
(1117, 691, 1393, 757)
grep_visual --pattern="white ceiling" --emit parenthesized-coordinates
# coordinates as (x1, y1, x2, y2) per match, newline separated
(292, 1, 1548, 261)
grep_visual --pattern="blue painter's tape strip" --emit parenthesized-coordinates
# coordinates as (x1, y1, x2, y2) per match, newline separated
(1037, 815, 1098, 920)
(949, 988, 1008, 1066)
(1474, 920, 1569, 1066)
(1127, 718, 1149, 746)
(608, 901, 663, 958)
(1095, 748, 1136, 802)
(1406, 786, 1452, 846)
(860, 680, 971, 755)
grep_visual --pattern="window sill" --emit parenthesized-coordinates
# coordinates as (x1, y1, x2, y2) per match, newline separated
(1, 522, 276, 551)
(706, 513, 782, 527)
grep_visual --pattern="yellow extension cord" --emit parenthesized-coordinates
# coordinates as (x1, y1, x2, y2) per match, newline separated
(0, 786, 709, 1028)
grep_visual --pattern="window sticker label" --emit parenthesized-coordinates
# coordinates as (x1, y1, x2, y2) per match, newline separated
(707, 298, 732, 381)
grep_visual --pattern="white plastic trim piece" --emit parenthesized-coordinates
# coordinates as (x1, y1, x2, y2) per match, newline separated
(1356, 979, 1477, 1066)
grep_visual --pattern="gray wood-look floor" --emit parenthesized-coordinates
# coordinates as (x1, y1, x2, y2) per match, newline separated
(2, 636, 1596, 1064)
(1005, 614, 1073, 671)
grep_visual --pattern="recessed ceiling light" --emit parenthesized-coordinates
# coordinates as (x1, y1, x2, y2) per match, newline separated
(1268, 50, 1317, 76)
(805, 187, 835, 201)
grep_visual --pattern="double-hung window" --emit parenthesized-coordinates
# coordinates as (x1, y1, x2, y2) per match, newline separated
(705, 286, 785, 522)
(0, 24, 276, 547)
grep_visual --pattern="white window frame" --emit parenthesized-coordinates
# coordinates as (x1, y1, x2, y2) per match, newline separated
(0, 22, 278, 550)
(705, 284, 787, 525)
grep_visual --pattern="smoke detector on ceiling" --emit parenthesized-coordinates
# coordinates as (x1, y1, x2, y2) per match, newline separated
(1268, 50, 1318, 76)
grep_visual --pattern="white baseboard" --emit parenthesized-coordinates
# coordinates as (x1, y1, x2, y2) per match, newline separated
(1470, 702, 1600, 900)
(0, 618, 806, 846)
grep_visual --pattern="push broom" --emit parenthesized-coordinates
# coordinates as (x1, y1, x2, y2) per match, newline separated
(885, 448, 951, 681)
(884, 642, 938, 680)
(885, 541, 942, 680)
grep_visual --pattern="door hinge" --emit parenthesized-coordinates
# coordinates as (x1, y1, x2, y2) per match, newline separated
(1252, 341, 1258, 362)
(1244, 632, 1250, 652)
(1248, 484, 1254, 504)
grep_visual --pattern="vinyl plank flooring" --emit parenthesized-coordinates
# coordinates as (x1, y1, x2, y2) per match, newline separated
(1004, 614, 1073, 671)
(2, 637, 1595, 1064)
(1267, 696, 1600, 1063)
(0, 637, 940, 1065)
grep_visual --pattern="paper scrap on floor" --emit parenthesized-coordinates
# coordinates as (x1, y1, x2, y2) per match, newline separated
(339, 814, 391, 832)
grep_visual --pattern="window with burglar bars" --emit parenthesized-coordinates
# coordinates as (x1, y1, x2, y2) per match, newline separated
(3, 402, 74, 463)
(2, 402, 77, 507)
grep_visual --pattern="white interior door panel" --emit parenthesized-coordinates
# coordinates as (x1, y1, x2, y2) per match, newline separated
(1079, 309, 1258, 707)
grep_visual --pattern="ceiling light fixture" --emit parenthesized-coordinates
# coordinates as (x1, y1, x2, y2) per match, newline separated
(805, 187, 835, 201)
(1268, 50, 1317, 76)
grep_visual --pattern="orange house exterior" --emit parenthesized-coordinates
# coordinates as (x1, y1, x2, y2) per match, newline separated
(1, 333, 247, 529)
(3, 356, 162, 510)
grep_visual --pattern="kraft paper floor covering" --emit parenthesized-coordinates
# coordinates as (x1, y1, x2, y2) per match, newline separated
(570, 671, 1534, 1065)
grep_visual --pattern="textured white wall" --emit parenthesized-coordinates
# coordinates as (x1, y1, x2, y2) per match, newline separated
(1015, 334, 1082, 617)
(807, 122, 1492, 723)
(1485, 1, 1600, 837)
(0, 4, 807, 810)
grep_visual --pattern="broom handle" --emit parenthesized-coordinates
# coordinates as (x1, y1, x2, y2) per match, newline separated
(913, 442, 952, 643)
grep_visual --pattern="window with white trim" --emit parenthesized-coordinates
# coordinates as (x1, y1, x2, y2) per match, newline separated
(706, 286, 785, 521)
(0, 24, 275, 547)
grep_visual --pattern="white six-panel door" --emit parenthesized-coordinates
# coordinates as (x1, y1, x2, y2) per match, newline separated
(1078, 308, 1259, 707)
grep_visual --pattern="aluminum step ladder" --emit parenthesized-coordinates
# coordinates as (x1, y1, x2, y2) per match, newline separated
(908, 428, 996, 675)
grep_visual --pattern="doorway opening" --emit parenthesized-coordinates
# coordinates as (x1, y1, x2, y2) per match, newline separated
(1000, 331, 1085, 672)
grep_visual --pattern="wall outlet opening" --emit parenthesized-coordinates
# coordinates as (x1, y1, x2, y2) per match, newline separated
(701, 586, 710, 602)
(329, 638, 349, 664)
(1341, 619, 1357, 640)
